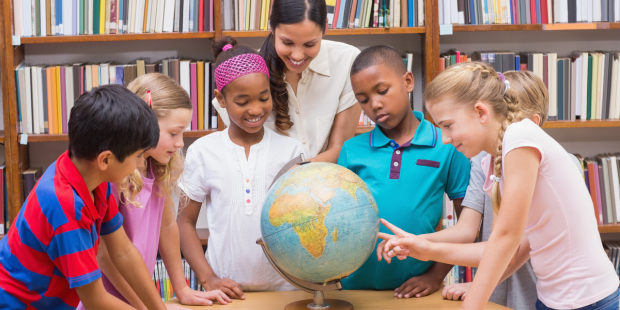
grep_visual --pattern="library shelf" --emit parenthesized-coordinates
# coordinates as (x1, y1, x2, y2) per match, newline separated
(452, 22, 620, 32)
(223, 27, 426, 38)
(598, 224, 620, 233)
(21, 129, 218, 143)
(197, 228, 209, 245)
(19, 32, 216, 44)
(542, 120, 620, 128)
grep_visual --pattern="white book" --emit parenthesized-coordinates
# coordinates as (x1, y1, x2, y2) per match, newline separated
(16, 65, 27, 134)
(89, 0, 94, 34)
(548, 53, 558, 120)
(451, 0, 458, 23)
(31, 67, 40, 134)
(64, 0, 72, 35)
(14, 0, 24, 37)
(25, 67, 33, 134)
(581, 53, 589, 118)
(180, 60, 191, 96)
(40, 0, 47, 36)
(249, 0, 256, 30)
(146, 0, 154, 32)
(182, 0, 190, 32)
(594, 0, 601, 21)
(438, 0, 444, 24)
(163, 0, 175, 32)
(443, 0, 450, 24)
(85, 66, 93, 91)
(576, 56, 582, 118)
(155, 0, 165, 32)
(37, 67, 45, 133)
(609, 156, 620, 222)
(418, 0, 424, 25)
(23, 0, 32, 36)
(65, 67, 74, 124)
(174, 0, 181, 31)
(101, 64, 109, 85)
(587, 0, 593, 22)
(610, 56, 619, 119)
(51, 0, 56, 34)
(615, 52, 620, 119)
(129, 0, 136, 33)
(151, 0, 160, 32)
(616, 0, 620, 21)
(135, 0, 145, 33)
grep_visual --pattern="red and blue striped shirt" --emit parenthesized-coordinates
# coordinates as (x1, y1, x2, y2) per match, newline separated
(0, 151, 123, 309)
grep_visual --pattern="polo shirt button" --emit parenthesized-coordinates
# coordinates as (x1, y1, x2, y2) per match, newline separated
(396, 150, 401, 155)
(394, 162, 399, 167)
(390, 142, 395, 146)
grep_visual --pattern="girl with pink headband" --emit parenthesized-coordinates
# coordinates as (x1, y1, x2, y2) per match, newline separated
(177, 37, 305, 300)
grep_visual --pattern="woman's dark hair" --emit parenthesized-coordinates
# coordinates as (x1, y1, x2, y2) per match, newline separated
(212, 36, 259, 94)
(260, 0, 327, 133)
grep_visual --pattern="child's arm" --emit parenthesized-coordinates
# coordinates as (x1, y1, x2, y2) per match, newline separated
(460, 147, 539, 309)
(177, 195, 245, 300)
(159, 205, 231, 306)
(76, 278, 146, 310)
(101, 226, 169, 310)
(420, 208, 482, 244)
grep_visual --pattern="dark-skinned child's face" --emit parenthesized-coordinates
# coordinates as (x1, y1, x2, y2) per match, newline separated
(351, 64, 414, 130)
(214, 73, 272, 134)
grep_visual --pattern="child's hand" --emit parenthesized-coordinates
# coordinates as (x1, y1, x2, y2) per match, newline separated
(442, 283, 472, 301)
(176, 286, 232, 306)
(204, 276, 245, 300)
(394, 272, 443, 299)
(377, 219, 433, 263)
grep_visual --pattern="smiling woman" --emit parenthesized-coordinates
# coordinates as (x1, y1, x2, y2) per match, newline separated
(212, 0, 362, 163)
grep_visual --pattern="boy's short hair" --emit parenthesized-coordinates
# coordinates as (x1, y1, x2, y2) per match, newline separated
(69, 84, 160, 162)
(351, 45, 407, 77)
(503, 70, 549, 126)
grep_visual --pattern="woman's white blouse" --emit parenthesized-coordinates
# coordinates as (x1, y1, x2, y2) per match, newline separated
(213, 40, 361, 158)
(179, 127, 305, 291)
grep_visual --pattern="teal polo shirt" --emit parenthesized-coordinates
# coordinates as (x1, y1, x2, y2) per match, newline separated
(338, 111, 470, 290)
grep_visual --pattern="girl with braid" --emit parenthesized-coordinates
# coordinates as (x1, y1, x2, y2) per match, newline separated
(376, 62, 619, 310)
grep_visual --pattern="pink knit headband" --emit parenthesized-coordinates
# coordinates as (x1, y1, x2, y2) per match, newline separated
(214, 53, 270, 91)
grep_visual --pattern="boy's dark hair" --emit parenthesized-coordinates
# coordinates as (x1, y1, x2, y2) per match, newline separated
(69, 84, 159, 162)
(351, 45, 407, 77)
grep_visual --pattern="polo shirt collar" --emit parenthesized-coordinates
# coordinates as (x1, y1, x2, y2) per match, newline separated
(369, 111, 437, 148)
(308, 40, 330, 77)
(57, 150, 108, 221)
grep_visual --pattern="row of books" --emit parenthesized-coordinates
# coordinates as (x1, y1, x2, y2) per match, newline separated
(578, 154, 620, 225)
(440, 50, 620, 121)
(14, 58, 218, 135)
(442, 196, 478, 285)
(13, 0, 214, 37)
(603, 241, 620, 277)
(440, 0, 620, 25)
(154, 258, 205, 302)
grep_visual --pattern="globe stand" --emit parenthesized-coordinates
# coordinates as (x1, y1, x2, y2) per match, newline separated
(257, 238, 354, 310)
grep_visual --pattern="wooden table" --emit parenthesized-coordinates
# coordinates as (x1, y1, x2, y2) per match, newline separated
(167, 289, 509, 309)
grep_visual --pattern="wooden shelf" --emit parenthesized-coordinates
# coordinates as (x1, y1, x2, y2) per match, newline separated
(21, 129, 218, 142)
(19, 32, 215, 44)
(599, 224, 620, 233)
(542, 120, 620, 128)
(223, 27, 425, 38)
(452, 22, 620, 32)
(356, 125, 375, 135)
(197, 228, 209, 245)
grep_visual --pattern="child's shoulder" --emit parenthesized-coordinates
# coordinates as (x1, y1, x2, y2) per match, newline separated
(504, 119, 545, 142)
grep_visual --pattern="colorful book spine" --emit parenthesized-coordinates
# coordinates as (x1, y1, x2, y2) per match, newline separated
(190, 62, 198, 130)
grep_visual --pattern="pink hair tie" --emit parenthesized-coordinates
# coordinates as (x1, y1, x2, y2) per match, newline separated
(214, 53, 270, 91)
(222, 44, 233, 51)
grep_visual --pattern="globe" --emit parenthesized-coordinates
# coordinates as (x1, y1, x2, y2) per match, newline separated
(260, 162, 380, 285)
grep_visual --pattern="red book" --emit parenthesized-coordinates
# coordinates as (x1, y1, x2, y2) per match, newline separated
(80, 67, 84, 95)
(333, 0, 342, 29)
(540, 0, 549, 24)
(587, 161, 601, 224)
(60, 67, 67, 134)
(594, 163, 604, 224)
(513, 0, 519, 24)
(530, 0, 537, 24)
(520, 63, 528, 71)
(439, 58, 445, 72)
(110, 0, 117, 34)
(199, 0, 205, 32)
(190, 62, 198, 131)
(465, 267, 472, 282)
(456, 51, 461, 63)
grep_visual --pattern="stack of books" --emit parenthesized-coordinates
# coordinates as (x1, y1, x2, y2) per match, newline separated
(439, 0, 620, 25)
(154, 258, 204, 302)
(12, 0, 214, 37)
(578, 154, 620, 225)
(14, 57, 218, 135)
(440, 50, 620, 121)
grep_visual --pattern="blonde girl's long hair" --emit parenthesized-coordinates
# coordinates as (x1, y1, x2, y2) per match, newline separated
(119, 73, 192, 219)
(503, 70, 549, 126)
(425, 62, 525, 213)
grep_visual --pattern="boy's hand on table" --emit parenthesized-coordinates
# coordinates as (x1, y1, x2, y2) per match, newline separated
(442, 283, 471, 301)
(394, 272, 443, 299)
(377, 219, 433, 263)
(176, 286, 232, 306)
(204, 276, 245, 300)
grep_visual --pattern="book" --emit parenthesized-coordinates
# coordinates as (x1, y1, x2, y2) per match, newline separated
(23, 168, 43, 199)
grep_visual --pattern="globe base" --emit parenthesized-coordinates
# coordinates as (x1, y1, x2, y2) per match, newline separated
(284, 299, 354, 310)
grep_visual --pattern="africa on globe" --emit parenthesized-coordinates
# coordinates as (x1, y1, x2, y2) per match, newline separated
(260, 162, 380, 285)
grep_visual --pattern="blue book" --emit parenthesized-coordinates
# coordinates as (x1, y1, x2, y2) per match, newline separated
(189, 0, 195, 32)
(337, 0, 348, 28)
(509, 0, 514, 24)
(116, 66, 124, 85)
(535, 0, 541, 23)
(515, 55, 520, 71)
(484, 0, 489, 24)
(469, 0, 476, 24)
(57, 0, 62, 35)
(585, 169, 590, 191)
(98, 66, 102, 85)
(408, 0, 414, 26)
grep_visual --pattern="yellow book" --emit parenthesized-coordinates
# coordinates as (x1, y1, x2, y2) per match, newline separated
(50, 67, 58, 135)
(100, 0, 106, 34)
(55, 67, 62, 134)
(262, 0, 269, 30)
(197, 61, 204, 130)
(245, 0, 251, 30)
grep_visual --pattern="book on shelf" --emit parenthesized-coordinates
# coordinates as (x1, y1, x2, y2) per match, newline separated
(154, 258, 204, 302)
(438, 0, 620, 25)
(578, 153, 620, 225)
(14, 58, 218, 135)
(23, 168, 43, 199)
(12, 0, 214, 37)
(222, 0, 424, 30)
(442, 195, 477, 285)
(440, 50, 620, 121)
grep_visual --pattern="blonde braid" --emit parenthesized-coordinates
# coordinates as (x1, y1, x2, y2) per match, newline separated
(491, 88, 525, 213)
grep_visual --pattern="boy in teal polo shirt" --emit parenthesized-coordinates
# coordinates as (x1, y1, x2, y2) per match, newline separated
(338, 46, 470, 297)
